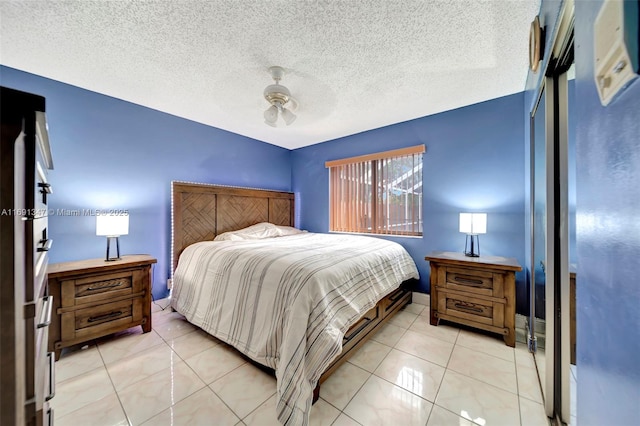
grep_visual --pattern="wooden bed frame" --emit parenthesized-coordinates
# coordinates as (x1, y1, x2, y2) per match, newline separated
(170, 181, 413, 396)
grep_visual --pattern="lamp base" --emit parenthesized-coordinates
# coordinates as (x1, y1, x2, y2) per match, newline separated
(105, 236, 122, 262)
(464, 235, 481, 257)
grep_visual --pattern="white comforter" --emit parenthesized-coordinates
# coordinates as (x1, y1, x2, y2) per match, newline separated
(171, 232, 419, 425)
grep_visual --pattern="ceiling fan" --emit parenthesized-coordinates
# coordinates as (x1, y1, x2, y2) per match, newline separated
(263, 66, 297, 127)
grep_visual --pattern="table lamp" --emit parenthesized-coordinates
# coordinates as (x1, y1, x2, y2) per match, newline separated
(96, 213, 129, 261)
(459, 213, 486, 257)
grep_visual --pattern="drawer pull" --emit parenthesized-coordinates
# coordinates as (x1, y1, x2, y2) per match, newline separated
(389, 289, 406, 302)
(45, 351, 56, 401)
(88, 311, 123, 323)
(452, 275, 484, 287)
(46, 407, 53, 426)
(38, 238, 53, 252)
(453, 302, 484, 314)
(87, 280, 124, 291)
(37, 296, 53, 328)
(344, 313, 375, 342)
(38, 182, 53, 194)
(38, 182, 52, 204)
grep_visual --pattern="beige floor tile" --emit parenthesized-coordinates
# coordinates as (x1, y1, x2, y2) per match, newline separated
(239, 395, 339, 426)
(320, 362, 370, 410)
(152, 309, 184, 324)
(515, 342, 536, 369)
(55, 344, 103, 384)
(107, 343, 180, 391)
(456, 330, 515, 362)
(517, 363, 544, 403)
(409, 318, 460, 344)
(310, 398, 341, 426)
(344, 375, 433, 426)
(426, 405, 473, 426)
(374, 348, 445, 402)
(184, 344, 246, 384)
(435, 370, 520, 426)
(419, 304, 433, 318)
(50, 367, 115, 419)
(370, 322, 407, 347)
(51, 298, 542, 426)
(166, 328, 221, 360)
(347, 339, 392, 372)
(387, 310, 419, 329)
(140, 387, 239, 426)
(519, 396, 550, 426)
(395, 329, 455, 367)
(534, 350, 546, 389)
(210, 363, 276, 419)
(55, 393, 127, 426)
(402, 303, 426, 315)
(118, 361, 205, 425)
(331, 413, 362, 426)
(242, 395, 280, 426)
(447, 345, 518, 394)
(97, 328, 164, 365)
(153, 315, 198, 340)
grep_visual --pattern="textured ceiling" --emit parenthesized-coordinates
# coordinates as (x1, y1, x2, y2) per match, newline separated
(0, 1, 540, 149)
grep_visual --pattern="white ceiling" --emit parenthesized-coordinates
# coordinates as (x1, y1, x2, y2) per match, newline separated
(0, 1, 540, 150)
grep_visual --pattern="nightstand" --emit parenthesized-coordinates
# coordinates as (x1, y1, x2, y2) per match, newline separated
(425, 251, 522, 347)
(47, 255, 157, 360)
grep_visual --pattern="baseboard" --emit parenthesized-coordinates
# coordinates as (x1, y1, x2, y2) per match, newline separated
(412, 292, 430, 306)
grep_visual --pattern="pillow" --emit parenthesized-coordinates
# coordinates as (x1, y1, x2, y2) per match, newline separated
(214, 222, 277, 241)
(213, 222, 307, 241)
(272, 224, 306, 237)
(214, 222, 305, 241)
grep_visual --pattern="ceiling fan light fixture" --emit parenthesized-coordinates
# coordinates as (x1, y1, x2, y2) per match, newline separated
(281, 107, 296, 125)
(263, 66, 298, 127)
(264, 104, 278, 123)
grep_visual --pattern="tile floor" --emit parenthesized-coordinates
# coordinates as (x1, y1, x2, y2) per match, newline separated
(51, 300, 549, 426)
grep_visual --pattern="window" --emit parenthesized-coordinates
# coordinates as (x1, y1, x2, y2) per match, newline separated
(326, 145, 424, 236)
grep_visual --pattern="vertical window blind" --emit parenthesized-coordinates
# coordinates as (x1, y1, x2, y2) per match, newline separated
(325, 145, 424, 236)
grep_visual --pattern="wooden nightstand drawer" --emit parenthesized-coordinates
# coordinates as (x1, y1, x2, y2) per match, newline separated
(60, 269, 143, 308)
(436, 290, 504, 329)
(442, 266, 505, 298)
(67, 298, 143, 340)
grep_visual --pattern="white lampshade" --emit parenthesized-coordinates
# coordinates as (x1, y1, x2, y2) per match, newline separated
(459, 213, 487, 235)
(281, 107, 296, 125)
(264, 105, 278, 124)
(96, 213, 129, 237)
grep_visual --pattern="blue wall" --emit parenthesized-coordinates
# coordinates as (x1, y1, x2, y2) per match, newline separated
(292, 93, 526, 303)
(574, 1, 640, 424)
(0, 66, 292, 300)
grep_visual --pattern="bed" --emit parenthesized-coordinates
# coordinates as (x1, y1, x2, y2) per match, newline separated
(170, 182, 419, 425)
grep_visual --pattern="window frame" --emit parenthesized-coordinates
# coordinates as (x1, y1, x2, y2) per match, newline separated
(325, 145, 424, 237)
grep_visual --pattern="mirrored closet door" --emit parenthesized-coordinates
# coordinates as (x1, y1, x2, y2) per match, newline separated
(530, 81, 548, 403)
(529, 6, 575, 423)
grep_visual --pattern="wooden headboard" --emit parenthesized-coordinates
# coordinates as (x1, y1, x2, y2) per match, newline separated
(171, 181, 295, 274)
